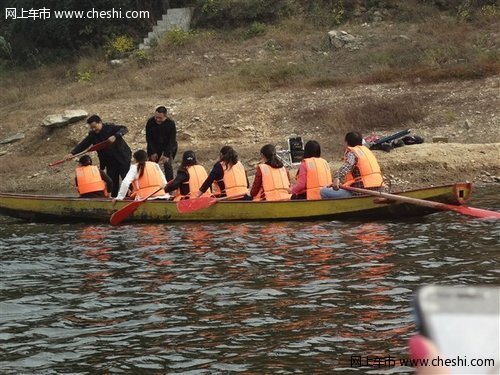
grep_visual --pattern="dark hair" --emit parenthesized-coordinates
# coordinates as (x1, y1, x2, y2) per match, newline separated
(303, 140, 321, 158)
(220, 145, 238, 170)
(79, 155, 92, 166)
(260, 144, 283, 168)
(155, 106, 168, 114)
(345, 131, 363, 147)
(133, 150, 148, 178)
(86, 115, 102, 124)
(181, 150, 197, 169)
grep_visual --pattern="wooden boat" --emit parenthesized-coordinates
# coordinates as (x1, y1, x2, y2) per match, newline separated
(0, 183, 473, 223)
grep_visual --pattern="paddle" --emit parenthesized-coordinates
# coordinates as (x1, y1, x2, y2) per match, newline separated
(48, 139, 111, 167)
(342, 185, 500, 219)
(110, 188, 164, 226)
(177, 194, 245, 214)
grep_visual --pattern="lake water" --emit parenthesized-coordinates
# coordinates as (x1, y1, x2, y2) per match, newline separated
(0, 188, 499, 374)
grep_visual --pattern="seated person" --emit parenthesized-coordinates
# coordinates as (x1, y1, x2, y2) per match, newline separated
(195, 145, 249, 199)
(114, 150, 168, 201)
(165, 151, 211, 200)
(75, 155, 112, 198)
(289, 140, 332, 200)
(320, 131, 383, 199)
(247, 144, 291, 201)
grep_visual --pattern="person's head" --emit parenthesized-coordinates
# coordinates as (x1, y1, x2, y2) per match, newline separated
(78, 155, 92, 166)
(180, 150, 197, 169)
(154, 106, 168, 125)
(345, 131, 363, 147)
(260, 144, 283, 168)
(303, 140, 321, 158)
(133, 150, 148, 178)
(87, 115, 103, 134)
(219, 145, 238, 169)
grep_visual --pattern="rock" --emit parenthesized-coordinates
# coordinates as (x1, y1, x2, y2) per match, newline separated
(464, 119, 472, 129)
(0, 133, 24, 144)
(110, 59, 124, 66)
(328, 30, 361, 51)
(42, 109, 88, 128)
(0, 150, 8, 156)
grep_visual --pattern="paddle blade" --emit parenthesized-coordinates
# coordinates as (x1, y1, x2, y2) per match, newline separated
(176, 197, 217, 214)
(110, 200, 143, 226)
(445, 204, 500, 219)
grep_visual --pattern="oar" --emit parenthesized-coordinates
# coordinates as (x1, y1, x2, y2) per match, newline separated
(110, 188, 164, 226)
(48, 139, 111, 167)
(177, 194, 246, 214)
(342, 185, 500, 219)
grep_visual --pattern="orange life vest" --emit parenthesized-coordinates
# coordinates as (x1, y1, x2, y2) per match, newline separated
(256, 164, 291, 201)
(218, 161, 248, 198)
(132, 161, 165, 199)
(75, 165, 107, 196)
(304, 157, 332, 200)
(173, 165, 211, 201)
(344, 145, 383, 188)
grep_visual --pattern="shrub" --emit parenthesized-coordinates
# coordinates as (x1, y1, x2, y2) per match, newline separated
(163, 28, 195, 46)
(243, 22, 267, 39)
(76, 71, 92, 83)
(106, 35, 135, 58)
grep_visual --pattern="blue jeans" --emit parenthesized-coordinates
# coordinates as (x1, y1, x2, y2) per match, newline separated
(320, 187, 353, 199)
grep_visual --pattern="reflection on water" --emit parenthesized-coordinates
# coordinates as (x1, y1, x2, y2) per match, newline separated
(0, 189, 499, 374)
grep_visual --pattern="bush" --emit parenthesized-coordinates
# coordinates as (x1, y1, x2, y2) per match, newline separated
(163, 28, 195, 46)
(106, 35, 135, 58)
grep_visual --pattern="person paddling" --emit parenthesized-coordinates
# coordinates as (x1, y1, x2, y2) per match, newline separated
(75, 155, 112, 198)
(165, 151, 211, 200)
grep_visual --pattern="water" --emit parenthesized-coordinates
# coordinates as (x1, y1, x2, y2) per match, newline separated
(0, 188, 499, 374)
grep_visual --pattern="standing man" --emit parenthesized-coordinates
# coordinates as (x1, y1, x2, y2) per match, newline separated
(320, 131, 383, 199)
(66, 115, 132, 198)
(145, 106, 177, 181)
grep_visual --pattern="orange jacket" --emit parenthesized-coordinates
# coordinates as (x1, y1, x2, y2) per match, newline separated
(75, 165, 107, 196)
(132, 161, 165, 199)
(344, 145, 383, 188)
(256, 164, 291, 201)
(174, 165, 211, 201)
(219, 161, 248, 198)
(304, 157, 332, 200)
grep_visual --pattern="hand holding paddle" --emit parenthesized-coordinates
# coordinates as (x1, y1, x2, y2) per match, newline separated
(341, 185, 500, 219)
(48, 139, 111, 167)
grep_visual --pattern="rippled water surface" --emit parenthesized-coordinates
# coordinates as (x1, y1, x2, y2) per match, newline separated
(1, 189, 499, 374)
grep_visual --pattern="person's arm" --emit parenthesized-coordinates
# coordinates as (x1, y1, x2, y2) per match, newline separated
(99, 169, 113, 194)
(332, 151, 356, 189)
(107, 124, 128, 143)
(115, 164, 137, 200)
(291, 161, 307, 194)
(250, 167, 263, 197)
(70, 133, 94, 155)
(165, 170, 188, 193)
(199, 163, 223, 193)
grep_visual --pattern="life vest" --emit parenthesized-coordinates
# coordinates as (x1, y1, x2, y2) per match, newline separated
(304, 157, 332, 200)
(256, 164, 291, 201)
(217, 161, 248, 198)
(344, 145, 383, 188)
(75, 165, 107, 196)
(131, 161, 165, 199)
(173, 165, 211, 201)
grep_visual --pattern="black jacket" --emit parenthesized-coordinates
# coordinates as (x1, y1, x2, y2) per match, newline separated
(145, 117, 177, 159)
(71, 123, 132, 170)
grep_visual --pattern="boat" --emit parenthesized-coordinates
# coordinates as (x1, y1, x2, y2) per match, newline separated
(0, 183, 473, 223)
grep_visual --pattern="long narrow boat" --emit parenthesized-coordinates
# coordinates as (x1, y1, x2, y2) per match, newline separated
(0, 183, 473, 223)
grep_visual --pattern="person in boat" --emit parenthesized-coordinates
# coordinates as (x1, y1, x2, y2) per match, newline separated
(320, 131, 383, 199)
(245, 144, 291, 201)
(165, 150, 211, 200)
(65, 114, 132, 198)
(194, 145, 249, 199)
(289, 140, 332, 200)
(75, 155, 113, 198)
(145, 106, 177, 182)
(114, 150, 169, 201)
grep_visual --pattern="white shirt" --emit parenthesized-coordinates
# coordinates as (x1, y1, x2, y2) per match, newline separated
(116, 163, 168, 200)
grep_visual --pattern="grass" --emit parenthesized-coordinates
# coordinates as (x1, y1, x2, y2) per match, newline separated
(0, 7, 498, 110)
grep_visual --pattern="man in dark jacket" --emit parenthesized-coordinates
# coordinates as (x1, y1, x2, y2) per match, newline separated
(145, 106, 177, 181)
(66, 115, 132, 197)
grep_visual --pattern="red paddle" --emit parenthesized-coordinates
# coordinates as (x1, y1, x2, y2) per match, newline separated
(48, 139, 111, 167)
(177, 194, 246, 214)
(110, 188, 164, 226)
(342, 185, 500, 219)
